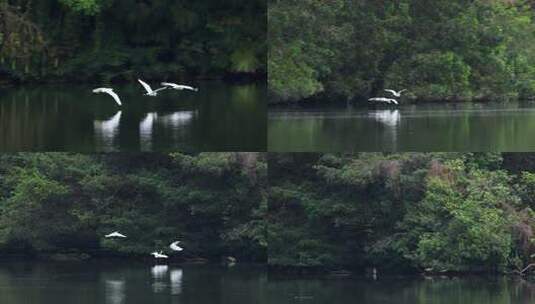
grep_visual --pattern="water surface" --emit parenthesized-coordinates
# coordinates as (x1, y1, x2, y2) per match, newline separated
(0, 261, 266, 304)
(268, 275, 535, 304)
(0, 82, 266, 152)
(268, 102, 535, 151)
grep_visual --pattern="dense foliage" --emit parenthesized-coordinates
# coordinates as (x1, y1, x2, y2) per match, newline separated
(269, 153, 535, 273)
(0, 153, 267, 262)
(0, 0, 266, 84)
(268, 0, 535, 103)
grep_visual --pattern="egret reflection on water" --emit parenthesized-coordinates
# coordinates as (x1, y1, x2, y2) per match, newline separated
(369, 109, 400, 127)
(105, 279, 126, 304)
(140, 111, 196, 151)
(170, 269, 184, 295)
(150, 266, 184, 295)
(151, 265, 169, 279)
(151, 265, 169, 294)
(0, 83, 266, 151)
(94, 111, 122, 150)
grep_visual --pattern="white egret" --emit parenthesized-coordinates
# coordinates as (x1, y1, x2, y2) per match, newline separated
(161, 82, 199, 92)
(151, 251, 169, 259)
(368, 97, 399, 105)
(169, 241, 183, 252)
(92, 88, 122, 106)
(138, 79, 168, 96)
(105, 231, 127, 238)
(384, 89, 407, 97)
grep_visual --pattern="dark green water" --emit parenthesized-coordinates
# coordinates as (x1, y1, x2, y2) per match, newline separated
(268, 275, 535, 304)
(268, 102, 535, 152)
(0, 261, 266, 304)
(1, 261, 534, 303)
(0, 82, 266, 152)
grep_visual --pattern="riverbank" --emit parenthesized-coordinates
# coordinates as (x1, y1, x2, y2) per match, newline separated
(267, 264, 535, 279)
(268, 91, 525, 107)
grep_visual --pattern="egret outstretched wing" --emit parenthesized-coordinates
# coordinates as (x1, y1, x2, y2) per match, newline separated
(151, 251, 169, 259)
(106, 90, 122, 106)
(161, 82, 198, 92)
(153, 86, 168, 93)
(368, 97, 399, 105)
(105, 231, 127, 238)
(384, 89, 407, 97)
(93, 88, 122, 106)
(170, 241, 183, 251)
(138, 79, 153, 94)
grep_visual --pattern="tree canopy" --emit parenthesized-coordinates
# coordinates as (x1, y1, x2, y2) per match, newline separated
(0, 153, 267, 262)
(269, 153, 535, 273)
(0, 0, 266, 84)
(268, 0, 535, 103)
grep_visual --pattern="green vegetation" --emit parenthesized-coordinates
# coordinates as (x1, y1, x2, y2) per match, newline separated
(268, 0, 535, 103)
(269, 153, 535, 273)
(0, 0, 266, 84)
(0, 153, 267, 262)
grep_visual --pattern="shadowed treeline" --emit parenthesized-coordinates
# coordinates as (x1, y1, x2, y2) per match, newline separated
(269, 153, 535, 274)
(0, 153, 267, 262)
(268, 0, 535, 103)
(0, 0, 266, 84)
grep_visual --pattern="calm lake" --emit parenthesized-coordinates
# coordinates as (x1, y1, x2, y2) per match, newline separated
(268, 275, 535, 304)
(268, 102, 535, 151)
(0, 82, 266, 152)
(0, 261, 266, 304)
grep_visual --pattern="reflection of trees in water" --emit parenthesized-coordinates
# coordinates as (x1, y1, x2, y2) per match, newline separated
(267, 277, 535, 303)
(269, 105, 535, 151)
(0, 89, 65, 150)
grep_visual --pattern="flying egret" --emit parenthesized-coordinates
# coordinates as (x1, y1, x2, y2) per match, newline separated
(384, 89, 407, 97)
(151, 251, 169, 259)
(161, 82, 199, 92)
(92, 88, 122, 106)
(138, 79, 168, 96)
(368, 97, 399, 105)
(169, 241, 183, 252)
(105, 231, 127, 238)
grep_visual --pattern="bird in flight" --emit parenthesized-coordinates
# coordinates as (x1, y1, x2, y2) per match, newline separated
(92, 88, 122, 106)
(384, 89, 407, 97)
(138, 79, 168, 96)
(105, 231, 127, 238)
(169, 241, 184, 252)
(161, 82, 199, 92)
(151, 251, 169, 259)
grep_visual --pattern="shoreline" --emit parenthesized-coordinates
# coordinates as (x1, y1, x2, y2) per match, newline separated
(267, 265, 530, 278)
